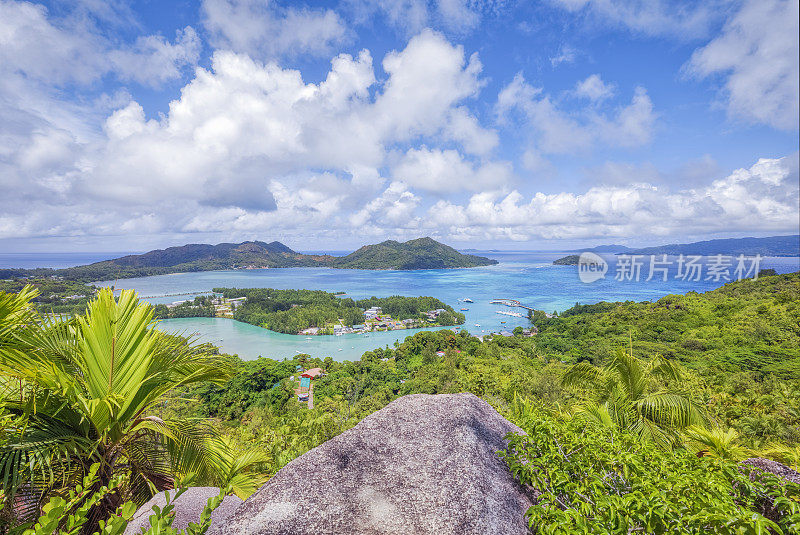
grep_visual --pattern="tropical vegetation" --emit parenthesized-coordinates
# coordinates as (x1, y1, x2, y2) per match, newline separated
(0, 288, 264, 533)
(152, 296, 215, 319)
(0, 279, 97, 316)
(530, 272, 800, 378)
(215, 288, 464, 334)
(332, 237, 498, 269)
(502, 399, 800, 534)
(1, 272, 799, 533)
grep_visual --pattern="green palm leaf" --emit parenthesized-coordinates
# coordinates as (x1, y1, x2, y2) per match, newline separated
(0, 287, 252, 532)
(562, 345, 709, 449)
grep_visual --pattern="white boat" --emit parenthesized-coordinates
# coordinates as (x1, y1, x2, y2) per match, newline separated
(463, 298, 474, 303)
(474, 323, 481, 327)
(338, 348, 343, 351)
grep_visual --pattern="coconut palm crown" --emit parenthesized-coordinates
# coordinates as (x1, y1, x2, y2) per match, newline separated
(0, 287, 264, 530)
(562, 345, 708, 449)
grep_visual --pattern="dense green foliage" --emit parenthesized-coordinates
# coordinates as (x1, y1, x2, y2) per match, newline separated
(502, 400, 800, 534)
(0, 278, 96, 315)
(213, 287, 464, 333)
(531, 273, 800, 378)
(562, 349, 708, 448)
(153, 296, 215, 319)
(15, 465, 227, 535)
(332, 237, 498, 269)
(2, 272, 799, 534)
(0, 288, 265, 533)
(0, 237, 496, 283)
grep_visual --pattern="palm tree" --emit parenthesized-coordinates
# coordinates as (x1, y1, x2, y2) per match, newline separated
(683, 425, 751, 461)
(0, 288, 265, 531)
(562, 345, 707, 449)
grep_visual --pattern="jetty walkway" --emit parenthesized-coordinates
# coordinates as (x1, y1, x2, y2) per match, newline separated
(136, 291, 213, 299)
(490, 299, 535, 311)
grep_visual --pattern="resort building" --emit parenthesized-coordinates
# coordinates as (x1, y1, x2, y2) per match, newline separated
(364, 306, 382, 320)
(227, 297, 247, 310)
(301, 368, 325, 380)
(299, 327, 320, 335)
(424, 308, 447, 321)
(297, 368, 325, 405)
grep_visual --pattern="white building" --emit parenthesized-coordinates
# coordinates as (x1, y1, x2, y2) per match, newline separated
(364, 306, 382, 320)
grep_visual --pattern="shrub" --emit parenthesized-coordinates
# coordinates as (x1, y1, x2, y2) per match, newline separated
(501, 402, 800, 534)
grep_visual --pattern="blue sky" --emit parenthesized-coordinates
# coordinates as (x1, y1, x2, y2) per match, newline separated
(0, 0, 797, 252)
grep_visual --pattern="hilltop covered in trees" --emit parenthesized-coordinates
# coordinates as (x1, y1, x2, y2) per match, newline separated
(214, 287, 465, 334)
(332, 237, 498, 269)
(531, 272, 800, 379)
(0, 237, 496, 282)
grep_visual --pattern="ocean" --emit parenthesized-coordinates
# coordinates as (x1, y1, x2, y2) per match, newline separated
(72, 250, 799, 362)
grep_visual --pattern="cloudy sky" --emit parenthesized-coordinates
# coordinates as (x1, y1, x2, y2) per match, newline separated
(1, 0, 798, 252)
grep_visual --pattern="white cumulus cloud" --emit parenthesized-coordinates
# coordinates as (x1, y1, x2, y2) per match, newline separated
(687, 0, 799, 131)
(421, 154, 799, 241)
(202, 0, 348, 59)
(497, 73, 656, 157)
(392, 147, 511, 192)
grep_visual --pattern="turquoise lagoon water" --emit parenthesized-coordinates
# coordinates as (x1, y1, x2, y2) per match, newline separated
(92, 251, 800, 362)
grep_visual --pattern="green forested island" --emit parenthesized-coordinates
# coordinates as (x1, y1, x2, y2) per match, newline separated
(572, 234, 799, 256)
(211, 288, 465, 334)
(553, 254, 580, 265)
(334, 237, 498, 269)
(623, 234, 800, 257)
(0, 237, 497, 282)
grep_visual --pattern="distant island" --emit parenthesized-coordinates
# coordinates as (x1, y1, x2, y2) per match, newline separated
(0, 237, 497, 282)
(334, 237, 497, 270)
(154, 288, 465, 335)
(553, 254, 580, 265)
(621, 235, 799, 257)
(565, 235, 799, 258)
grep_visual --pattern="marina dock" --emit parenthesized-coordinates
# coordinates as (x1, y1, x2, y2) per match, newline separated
(490, 299, 535, 311)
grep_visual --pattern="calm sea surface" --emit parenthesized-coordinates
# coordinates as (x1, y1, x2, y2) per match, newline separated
(0, 252, 135, 269)
(78, 251, 798, 362)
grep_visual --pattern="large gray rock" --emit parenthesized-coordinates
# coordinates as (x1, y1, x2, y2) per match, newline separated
(124, 487, 242, 535)
(739, 458, 800, 523)
(740, 457, 800, 484)
(211, 393, 535, 535)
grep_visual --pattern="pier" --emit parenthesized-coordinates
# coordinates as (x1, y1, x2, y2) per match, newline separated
(116, 290, 214, 299)
(490, 299, 535, 312)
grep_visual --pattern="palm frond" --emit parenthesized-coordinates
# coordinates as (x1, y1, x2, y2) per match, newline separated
(634, 392, 707, 430)
(647, 354, 682, 383)
(561, 361, 603, 389)
(684, 425, 749, 461)
(575, 401, 615, 429)
(605, 349, 647, 402)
